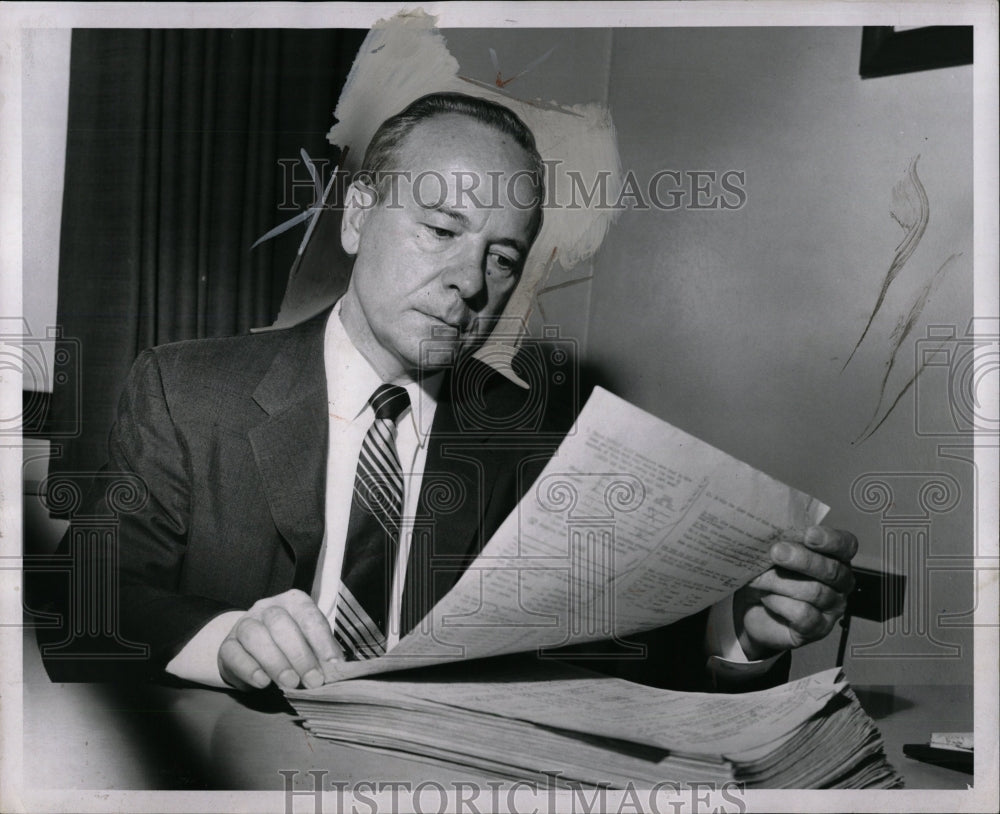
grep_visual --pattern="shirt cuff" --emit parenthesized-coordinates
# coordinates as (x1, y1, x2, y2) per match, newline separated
(165, 611, 243, 689)
(704, 595, 783, 680)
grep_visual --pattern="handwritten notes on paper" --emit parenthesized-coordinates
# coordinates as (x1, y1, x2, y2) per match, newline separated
(327, 386, 828, 681)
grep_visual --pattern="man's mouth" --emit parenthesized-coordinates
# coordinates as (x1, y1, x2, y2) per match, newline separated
(423, 312, 466, 337)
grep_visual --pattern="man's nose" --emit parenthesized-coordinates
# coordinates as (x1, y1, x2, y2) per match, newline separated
(440, 250, 487, 302)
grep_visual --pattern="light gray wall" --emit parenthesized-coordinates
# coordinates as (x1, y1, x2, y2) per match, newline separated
(21, 28, 71, 391)
(587, 28, 974, 684)
(21, 30, 72, 548)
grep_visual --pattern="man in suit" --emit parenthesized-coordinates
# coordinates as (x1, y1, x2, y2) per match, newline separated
(42, 92, 856, 693)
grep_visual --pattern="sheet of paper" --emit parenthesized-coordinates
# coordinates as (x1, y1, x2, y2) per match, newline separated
(327, 386, 828, 681)
(297, 666, 846, 756)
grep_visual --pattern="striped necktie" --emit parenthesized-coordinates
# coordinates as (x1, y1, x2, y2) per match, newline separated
(334, 384, 410, 660)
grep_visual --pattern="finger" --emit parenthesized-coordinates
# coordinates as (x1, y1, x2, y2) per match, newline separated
(759, 593, 838, 641)
(258, 605, 326, 689)
(803, 526, 859, 562)
(285, 593, 343, 672)
(747, 568, 847, 612)
(769, 541, 854, 593)
(218, 636, 270, 690)
(320, 639, 347, 683)
(232, 615, 299, 689)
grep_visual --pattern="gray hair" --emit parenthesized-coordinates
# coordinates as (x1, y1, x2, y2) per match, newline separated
(358, 92, 544, 233)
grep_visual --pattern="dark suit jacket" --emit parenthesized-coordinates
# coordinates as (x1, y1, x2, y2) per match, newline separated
(39, 310, 788, 690)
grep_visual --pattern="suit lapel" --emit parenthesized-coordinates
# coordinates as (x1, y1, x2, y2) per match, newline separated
(401, 393, 500, 634)
(400, 360, 561, 632)
(248, 314, 329, 591)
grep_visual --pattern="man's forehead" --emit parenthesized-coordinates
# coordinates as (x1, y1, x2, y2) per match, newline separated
(369, 115, 538, 219)
(393, 113, 534, 173)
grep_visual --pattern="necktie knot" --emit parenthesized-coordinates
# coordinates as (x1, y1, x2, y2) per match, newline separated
(369, 384, 410, 423)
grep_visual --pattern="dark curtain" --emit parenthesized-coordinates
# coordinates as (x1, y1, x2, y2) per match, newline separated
(47, 28, 365, 484)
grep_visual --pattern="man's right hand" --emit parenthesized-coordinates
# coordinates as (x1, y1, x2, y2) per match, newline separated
(218, 589, 344, 690)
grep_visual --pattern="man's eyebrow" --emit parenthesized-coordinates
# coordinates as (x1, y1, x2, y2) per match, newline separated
(492, 237, 529, 257)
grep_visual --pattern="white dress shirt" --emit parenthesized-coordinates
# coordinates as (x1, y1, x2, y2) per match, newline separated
(167, 304, 779, 687)
(310, 300, 442, 649)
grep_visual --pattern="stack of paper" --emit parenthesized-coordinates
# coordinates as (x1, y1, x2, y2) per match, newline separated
(287, 661, 902, 789)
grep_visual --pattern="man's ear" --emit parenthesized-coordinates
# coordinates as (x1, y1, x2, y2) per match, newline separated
(341, 181, 377, 255)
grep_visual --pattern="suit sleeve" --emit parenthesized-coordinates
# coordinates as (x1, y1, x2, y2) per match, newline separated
(39, 349, 239, 682)
(548, 606, 789, 693)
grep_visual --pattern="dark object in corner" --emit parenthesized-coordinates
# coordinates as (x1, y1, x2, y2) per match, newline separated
(860, 26, 973, 79)
(903, 743, 974, 775)
(836, 566, 907, 667)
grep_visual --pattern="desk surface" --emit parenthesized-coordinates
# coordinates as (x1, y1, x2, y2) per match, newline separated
(23, 636, 974, 791)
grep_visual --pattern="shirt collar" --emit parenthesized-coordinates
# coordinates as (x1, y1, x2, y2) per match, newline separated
(324, 301, 442, 446)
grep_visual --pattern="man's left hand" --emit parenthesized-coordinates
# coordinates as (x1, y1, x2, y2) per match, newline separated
(733, 525, 857, 661)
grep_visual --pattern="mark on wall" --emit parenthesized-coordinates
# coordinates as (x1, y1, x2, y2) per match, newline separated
(855, 253, 960, 443)
(836, 154, 963, 444)
(489, 45, 557, 88)
(842, 154, 929, 372)
(535, 274, 595, 321)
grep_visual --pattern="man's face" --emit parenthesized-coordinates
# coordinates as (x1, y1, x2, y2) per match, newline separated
(339, 113, 540, 382)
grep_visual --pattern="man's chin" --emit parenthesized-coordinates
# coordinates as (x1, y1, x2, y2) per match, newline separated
(415, 336, 484, 371)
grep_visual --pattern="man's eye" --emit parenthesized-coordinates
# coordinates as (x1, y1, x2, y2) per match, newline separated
(424, 224, 455, 239)
(488, 252, 519, 278)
